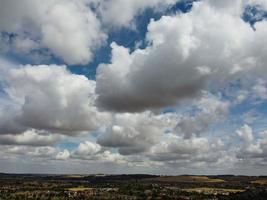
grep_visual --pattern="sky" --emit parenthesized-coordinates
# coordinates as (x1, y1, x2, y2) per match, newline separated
(0, 0, 267, 175)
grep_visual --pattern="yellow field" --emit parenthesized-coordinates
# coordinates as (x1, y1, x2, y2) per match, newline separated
(14, 192, 29, 195)
(182, 187, 245, 194)
(68, 187, 93, 192)
(63, 175, 85, 178)
(251, 179, 267, 185)
(152, 176, 225, 183)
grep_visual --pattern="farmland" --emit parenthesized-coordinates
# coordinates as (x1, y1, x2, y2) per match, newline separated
(0, 174, 266, 199)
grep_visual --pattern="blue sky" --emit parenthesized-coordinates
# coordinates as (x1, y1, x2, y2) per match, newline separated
(0, 0, 267, 175)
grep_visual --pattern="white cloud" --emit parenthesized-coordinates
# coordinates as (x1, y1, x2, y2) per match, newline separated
(0, 0, 105, 64)
(236, 124, 254, 143)
(13, 37, 40, 54)
(149, 134, 209, 161)
(74, 141, 101, 156)
(56, 149, 70, 160)
(96, 0, 267, 112)
(98, 111, 178, 155)
(2, 64, 110, 135)
(252, 79, 267, 99)
(71, 140, 126, 164)
(93, 0, 179, 28)
(236, 125, 267, 161)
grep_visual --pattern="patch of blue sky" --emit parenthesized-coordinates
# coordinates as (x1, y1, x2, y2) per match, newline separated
(57, 132, 100, 150)
(4, 49, 55, 67)
(0, 86, 18, 108)
(167, 0, 196, 14)
(206, 115, 249, 149)
(243, 4, 267, 27)
(163, 107, 177, 114)
(216, 79, 241, 100)
(226, 101, 267, 136)
(57, 141, 78, 151)
(162, 106, 189, 117)
(164, 128, 173, 134)
(0, 75, 7, 93)
(248, 102, 267, 130)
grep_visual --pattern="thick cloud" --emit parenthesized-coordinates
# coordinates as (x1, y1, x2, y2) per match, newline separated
(96, 0, 267, 112)
(0, 0, 105, 64)
(98, 112, 177, 155)
(149, 134, 209, 161)
(0, 106, 26, 135)
(71, 140, 125, 163)
(2, 64, 110, 135)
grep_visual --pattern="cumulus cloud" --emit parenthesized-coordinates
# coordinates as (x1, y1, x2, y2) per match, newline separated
(93, 0, 179, 28)
(149, 134, 209, 161)
(70, 140, 125, 164)
(98, 112, 178, 155)
(96, 0, 267, 112)
(0, 0, 105, 64)
(144, 133, 234, 171)
(73, 141, 101, 156)
(55, 149, 70, 160)
(236, 125, 267, 161)
(236, 124, 254, 143)
(2, 64, 110, 135)
(0, 106, 26, 135)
